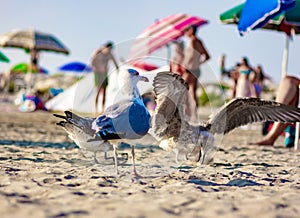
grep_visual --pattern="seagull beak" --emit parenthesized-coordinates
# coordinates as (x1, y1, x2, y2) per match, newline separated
(138, 75, 149, 82)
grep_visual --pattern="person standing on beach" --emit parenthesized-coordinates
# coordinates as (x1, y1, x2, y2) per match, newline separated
(182, 24, 210, 120)
(170, 40, 185, 76)
(218, 54, 229, 81)
(249, 75, 300, 146)
(251, 64, 267, 98)
(91, 41, 119, 115)
(235, 57, 256, 98)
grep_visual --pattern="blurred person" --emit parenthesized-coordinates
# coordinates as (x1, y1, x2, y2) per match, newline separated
(218, 54, 230, 81)
(235, 57, 256, 98)
(229, 63, 241, 99)
(91, 41, 119, 115)
(250, 64, 268, 98)
(170, 40, 185, 76)
(182, 24, 210, 121)
(23, 49, 40, 92)
(249, 76, 300, 146)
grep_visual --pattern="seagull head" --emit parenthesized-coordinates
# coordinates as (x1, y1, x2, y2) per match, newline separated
(120, 68, 149, 99)
(127, 68, 149, 84)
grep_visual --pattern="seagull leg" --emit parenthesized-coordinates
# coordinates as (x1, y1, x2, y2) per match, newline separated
(173, 148, 180, 164)
(131, 145, 142, 178)
(113, 144, 119, 175)
(94, 151, 100, 164)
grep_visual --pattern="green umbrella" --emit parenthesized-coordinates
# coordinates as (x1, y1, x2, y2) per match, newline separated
(11, 62, 48, 74)
(220, 1, 300, 34)
(220, 1, 300, 77)
(0, 50, 9, 63)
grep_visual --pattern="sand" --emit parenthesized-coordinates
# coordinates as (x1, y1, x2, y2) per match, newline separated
(0, 100, 300, 218)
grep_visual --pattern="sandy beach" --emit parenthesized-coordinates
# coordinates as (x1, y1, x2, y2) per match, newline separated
(0, 100, 299, 218)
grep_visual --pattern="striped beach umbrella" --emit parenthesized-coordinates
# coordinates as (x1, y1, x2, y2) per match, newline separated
(128, 14, 208, 62)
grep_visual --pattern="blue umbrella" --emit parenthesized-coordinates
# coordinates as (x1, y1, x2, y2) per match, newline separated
(238, 0, 296, 36)
(237, 0, 299, 77)
(58, 61, 92, 73)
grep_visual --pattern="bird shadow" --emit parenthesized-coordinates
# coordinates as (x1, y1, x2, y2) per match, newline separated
(187, 177, 264, 187)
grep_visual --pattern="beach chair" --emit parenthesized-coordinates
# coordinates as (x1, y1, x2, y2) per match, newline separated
(295, 84, 300, 150)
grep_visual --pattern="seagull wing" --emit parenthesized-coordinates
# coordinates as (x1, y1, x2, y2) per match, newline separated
(93, 99, 150, 140)
(206, 98, 300, 135)
(152, 72, 189, 139)
(54, 111, 95, 136)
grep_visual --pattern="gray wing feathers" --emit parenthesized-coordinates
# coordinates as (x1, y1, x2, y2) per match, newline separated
(152, 72, 189, 138)
(54, 111, 95, 136)
(207, 98, 300, 135)
(103, 100, 133, 118)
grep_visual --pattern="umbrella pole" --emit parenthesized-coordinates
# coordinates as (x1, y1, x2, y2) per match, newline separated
(281, 35, 290, 78)
(25, 62, 33, 93)
(25, 51, 34, 94)
(166, 44, 171, 70)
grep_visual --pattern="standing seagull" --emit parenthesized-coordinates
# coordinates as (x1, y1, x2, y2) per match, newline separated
(55, 111, 115, 164)
(54, 69, 151, 175)
(151, 72, 300, 164)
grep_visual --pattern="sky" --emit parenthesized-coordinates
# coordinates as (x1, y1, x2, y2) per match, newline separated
(0, 0, 299, 83)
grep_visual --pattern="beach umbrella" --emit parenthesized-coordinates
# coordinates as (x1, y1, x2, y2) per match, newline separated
(220, 0, 300, 77)
(58, 61, 92, 73)
(238, 0, 297, 36)
(220, 1, 300, 34)
(0, 29, 69, 55)
(0, 29, 69, 90)
(128, 14, 208, 62)
(0, 50, 9, 63)
(11, 62, 48, 74)
(131, 62, 159, 71)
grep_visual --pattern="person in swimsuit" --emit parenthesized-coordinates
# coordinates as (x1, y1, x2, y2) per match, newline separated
(91, 41, 119, 115)
(182, 25, 210, 121)
(235, 57, 256, 98)
(251, 65, 266, 97)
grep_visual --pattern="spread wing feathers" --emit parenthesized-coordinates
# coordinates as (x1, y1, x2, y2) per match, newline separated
(206, 98, 300, 135)
(152, 72, 189, 138)
(54, 111, 95, 136)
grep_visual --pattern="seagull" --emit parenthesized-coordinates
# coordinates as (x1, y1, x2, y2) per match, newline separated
(151, 72, 300, 164)
(54, 69, 151, 176)
(54, 112, 121, 164)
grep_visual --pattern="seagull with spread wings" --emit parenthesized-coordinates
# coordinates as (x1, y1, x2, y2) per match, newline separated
(54, 69, 151, 176)
(151, 72, 300, 164)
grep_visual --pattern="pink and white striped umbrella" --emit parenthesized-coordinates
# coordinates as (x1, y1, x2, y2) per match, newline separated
(128, 14, 208, 62)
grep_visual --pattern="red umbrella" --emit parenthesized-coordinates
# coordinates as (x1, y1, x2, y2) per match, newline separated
(128, 14, 208, 62)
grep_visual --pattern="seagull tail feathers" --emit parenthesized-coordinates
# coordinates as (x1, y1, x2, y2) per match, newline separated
(56, 120, 67, 127)
(53, 113, 66, 119)
(53, 111, 88, 129)
(59, 110, 87, 127)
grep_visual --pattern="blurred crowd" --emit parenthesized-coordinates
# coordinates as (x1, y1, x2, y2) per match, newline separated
(218, 54, 272, 100)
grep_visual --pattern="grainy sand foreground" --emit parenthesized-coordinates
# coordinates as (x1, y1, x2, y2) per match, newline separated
(0, 101, 299, 218)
